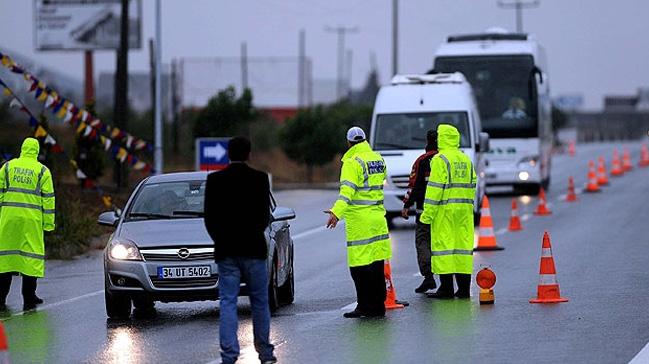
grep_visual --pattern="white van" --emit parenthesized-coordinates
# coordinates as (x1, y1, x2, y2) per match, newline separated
(369, 73, 489, 225)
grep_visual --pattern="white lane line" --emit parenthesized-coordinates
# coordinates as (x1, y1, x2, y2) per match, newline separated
(292, 226, 328, 240)
(521, 214, 531, 221)
(340, 302, 356, 311)
(413, 272, 423, 277)
(629, 341, 649, 364)
(495, 227, 507, 236)
(6, 289, 103, 318)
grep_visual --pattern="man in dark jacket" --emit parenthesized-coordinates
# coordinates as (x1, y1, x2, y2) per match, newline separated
(204, 136, 276, 364)
(401, 129, 438, 293)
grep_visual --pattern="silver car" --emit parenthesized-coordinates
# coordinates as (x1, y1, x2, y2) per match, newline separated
(97, 171, 296, 319)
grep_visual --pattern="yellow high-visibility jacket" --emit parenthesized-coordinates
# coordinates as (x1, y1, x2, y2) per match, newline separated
(330, 141, 392, 267)
(420, 124, 476, 275)
(0, 138, 55, 277)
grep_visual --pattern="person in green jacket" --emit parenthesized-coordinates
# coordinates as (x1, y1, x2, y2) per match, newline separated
(421, 124, 476, 299)
(326, 127, 392, 318)
(0, 138, 55, 311)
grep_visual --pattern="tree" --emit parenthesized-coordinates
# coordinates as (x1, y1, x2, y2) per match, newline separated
(192, 86, 258, 138)
(280, 106, 343, 182)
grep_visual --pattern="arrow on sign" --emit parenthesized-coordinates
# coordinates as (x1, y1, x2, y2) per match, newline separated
(204, 144, 227, 161)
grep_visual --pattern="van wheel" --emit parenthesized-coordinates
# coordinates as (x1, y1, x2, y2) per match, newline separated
(105, 290, 131, 319)
(268, 261, 279, 313)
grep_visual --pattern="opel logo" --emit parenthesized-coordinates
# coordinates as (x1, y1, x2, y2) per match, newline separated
(177, 248, 191, 260)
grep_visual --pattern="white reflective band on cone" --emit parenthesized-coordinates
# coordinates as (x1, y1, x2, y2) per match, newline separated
(538, 274, 559, 285)
(541, 248, 553, 257)
(479, 227, 494, 236)
(481, 207, 491, 216)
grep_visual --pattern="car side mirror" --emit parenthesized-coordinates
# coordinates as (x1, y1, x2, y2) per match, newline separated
(272, 207, 296, 222)
(98, 211, 119, 227)
(478, 132, 490, 153)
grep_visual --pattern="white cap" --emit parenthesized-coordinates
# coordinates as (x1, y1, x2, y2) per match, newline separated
(346, 126, 366, 142)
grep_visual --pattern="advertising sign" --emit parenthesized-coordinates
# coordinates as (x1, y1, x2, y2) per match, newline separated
(34, 0, 142, 51)
(195, 138, 230, 171)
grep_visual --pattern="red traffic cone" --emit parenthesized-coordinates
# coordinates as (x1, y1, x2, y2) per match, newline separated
(597, 156, 609, 186)
(566, 176, 578, 202)
(384, 260, 407, 309)
(568, 140, 576, 157)
(640, 144, 649, 167)
(584, 160, 600, 193)
(530, 232, 569, 304)
(611, 149, 624, 176)
(508, 198, 523, 231)
(622, 148, 633, 172)
(475, 196, 505, 251)
(534, 187, 552, 215)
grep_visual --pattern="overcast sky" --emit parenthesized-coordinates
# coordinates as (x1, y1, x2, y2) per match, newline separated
(1, 0, 648, 109)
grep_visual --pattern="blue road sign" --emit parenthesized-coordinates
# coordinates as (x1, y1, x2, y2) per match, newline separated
(195, 138, 230, 171)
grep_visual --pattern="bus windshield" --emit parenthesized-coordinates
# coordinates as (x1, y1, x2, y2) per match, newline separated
(434, 55, 537, 138)
(373, 112, 471, 150)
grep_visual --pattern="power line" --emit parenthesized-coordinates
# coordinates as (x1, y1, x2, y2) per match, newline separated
(497, 0, 539, 33)
(324, 25, 359, 100)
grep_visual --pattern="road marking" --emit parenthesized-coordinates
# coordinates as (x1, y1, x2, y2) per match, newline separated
(629, 341, 649, 364)
(521, 213, 531, 221)
(495, 227, 507, 236)
(292, 226, 328, 240)
(4, 289, 103, 318)
(413, 272, 423, 277)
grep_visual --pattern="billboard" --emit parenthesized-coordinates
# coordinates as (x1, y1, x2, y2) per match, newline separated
(195, 138, 230, 171)
(34, 0, 142, 51)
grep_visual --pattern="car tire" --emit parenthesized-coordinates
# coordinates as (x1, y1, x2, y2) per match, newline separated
(278, 264, 295, 305)
(268, 259, 279, 313)
(105, 290, 131, 319)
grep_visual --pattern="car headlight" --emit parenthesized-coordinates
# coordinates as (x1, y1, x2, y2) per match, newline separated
(109, 239, 142, 261)
(517, 155, 539, 168)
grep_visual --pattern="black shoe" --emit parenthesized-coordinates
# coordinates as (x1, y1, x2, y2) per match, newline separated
(32, 296, 44, 304)
(0, 303, 6, 311)
(454, 291, 470, 299)
(427, 290, 454, 299)
(261, 357, 278, 364)
(415, 276, 437, 293)
(343, 309, 385, 318)
(23, 302, 37, 311)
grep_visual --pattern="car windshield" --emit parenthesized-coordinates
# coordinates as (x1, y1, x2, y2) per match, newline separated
(434, 55, 538, 138)
(373, 112, 471, 150)
(127, 181, 206, 220)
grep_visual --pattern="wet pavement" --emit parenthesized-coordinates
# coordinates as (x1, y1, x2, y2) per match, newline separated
(2, 141, 649, 363)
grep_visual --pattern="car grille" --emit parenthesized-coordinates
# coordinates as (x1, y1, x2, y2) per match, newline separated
(390, 174, 410, 189)
(141, 247, 214, 262)
(150, 275, 218, 289)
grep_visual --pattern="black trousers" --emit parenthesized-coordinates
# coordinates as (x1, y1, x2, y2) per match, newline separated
(0, 272, 38, 304)
(349, 260, 386, 314)
(437, 273, 471, 296)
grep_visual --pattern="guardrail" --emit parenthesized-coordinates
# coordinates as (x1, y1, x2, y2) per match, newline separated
(570, 112, 649, 142)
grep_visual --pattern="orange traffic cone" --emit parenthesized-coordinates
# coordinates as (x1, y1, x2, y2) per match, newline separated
(566, 176, 578, 202)
(622, 148, 633, 172)
(530, 232, 569, 304)
(508, 198, 523, 231)
(0, 321, 8, 364)
(611, 149, 624, 176)
(475, 196, 504, 251)
(584, 160, 600, 193)
(384, 260, 407, 309)
(597, 156, 609, 186)
(640, 144, 649, 167)
(534, 187, 552, 215)
(568, 140, 576, 156)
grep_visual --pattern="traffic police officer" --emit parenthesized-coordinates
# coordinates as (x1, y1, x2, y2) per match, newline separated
(0, 137, 55, 310)
(421, 124, 476, 299)
(326, 126, 391, 318)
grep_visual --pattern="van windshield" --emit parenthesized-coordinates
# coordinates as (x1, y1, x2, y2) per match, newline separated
(373, 112, 471, 150)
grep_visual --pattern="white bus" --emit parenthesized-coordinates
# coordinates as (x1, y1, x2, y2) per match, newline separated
(432, 29, 553, 194)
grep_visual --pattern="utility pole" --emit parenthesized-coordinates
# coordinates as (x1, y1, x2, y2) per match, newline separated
(346, 49, 353, 98)
(298, 29, 306, 108)
(240, 42, 248, 90)
(392, 0, 398, 76)
(113, 0, 129, 187)
(154, 0, 163, 174)
(497, 0, 539, 33)
(149, 38, 156, 142)
(324, 25, 358, 100)
(171, 59, 180, 154)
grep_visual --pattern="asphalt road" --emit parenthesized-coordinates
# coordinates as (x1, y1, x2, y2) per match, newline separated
(2, 140, 649, 363)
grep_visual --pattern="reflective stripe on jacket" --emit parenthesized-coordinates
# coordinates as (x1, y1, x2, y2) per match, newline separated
(420, 124, 476, 275)
(0, 138, 55, 277)
(330, 141, 392, 267)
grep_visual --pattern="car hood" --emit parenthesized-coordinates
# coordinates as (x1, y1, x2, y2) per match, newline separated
(117, 219, 213, 248)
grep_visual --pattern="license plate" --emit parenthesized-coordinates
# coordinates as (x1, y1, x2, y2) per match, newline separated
(157, 266, 211, 279)
(486, 173, 497, 179)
